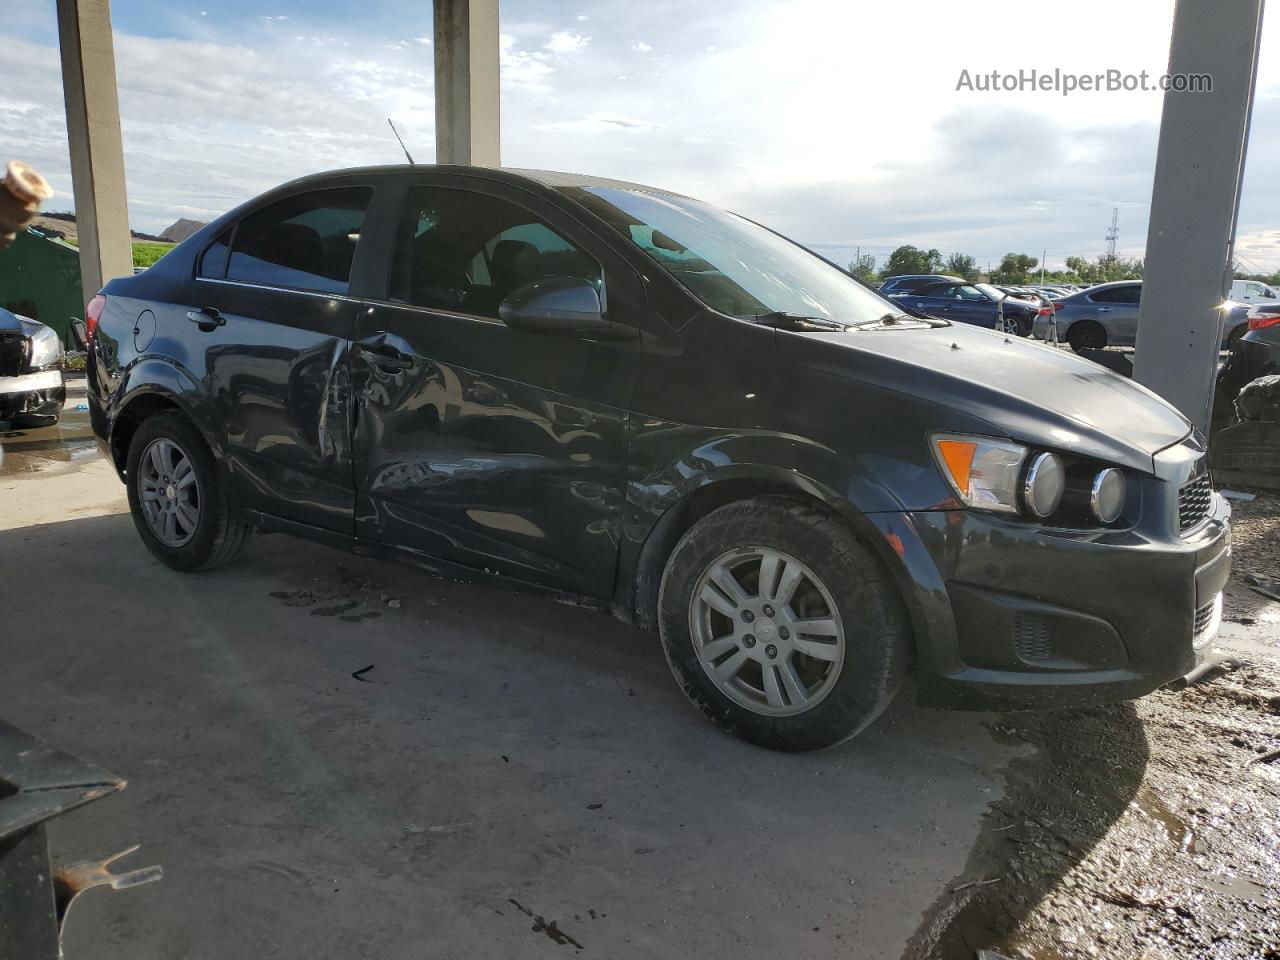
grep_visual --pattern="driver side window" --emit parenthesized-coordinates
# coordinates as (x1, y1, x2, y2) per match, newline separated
(390, 186, 602, 321)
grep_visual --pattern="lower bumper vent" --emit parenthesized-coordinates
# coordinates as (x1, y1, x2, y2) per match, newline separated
(1013, 612, 1053, 662)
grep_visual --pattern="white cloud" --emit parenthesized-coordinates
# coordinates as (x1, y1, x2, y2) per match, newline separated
(534, 112, 660, 134)
(545, 31, 589, 54)
(2, 0, 1278, 269)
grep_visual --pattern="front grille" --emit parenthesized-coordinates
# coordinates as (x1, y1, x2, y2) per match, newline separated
(1013, 612, 1053, 662)
(1178, 472, 1213, 533)
(0, 333, 25, 377)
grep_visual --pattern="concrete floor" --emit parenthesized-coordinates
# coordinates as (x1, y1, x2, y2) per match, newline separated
(1, 384, 1018, 959)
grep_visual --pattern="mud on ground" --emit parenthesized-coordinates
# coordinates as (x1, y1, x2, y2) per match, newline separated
(909, 490, 1280, 960)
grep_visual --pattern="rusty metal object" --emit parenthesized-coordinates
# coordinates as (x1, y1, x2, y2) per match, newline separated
(0, 720, 160, 958)
(55, 846, 162, 928)
(0, 161, 53, 251)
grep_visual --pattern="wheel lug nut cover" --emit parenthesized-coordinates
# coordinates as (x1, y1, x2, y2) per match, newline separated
(742, 610, 754, 622)
(765, 644, 778, 658)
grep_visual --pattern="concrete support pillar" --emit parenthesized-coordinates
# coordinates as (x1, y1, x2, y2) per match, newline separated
(433, 0, 501, 166)
(55, 0, 133, 308)
(1133, 0, 1265, 433)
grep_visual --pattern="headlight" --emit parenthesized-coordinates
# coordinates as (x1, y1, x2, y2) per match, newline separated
(1090, 468, 1126, 523)
(1023, 452, 1066, 518)
(28, 324, 62, 369)
(932, 434, 1026, 513)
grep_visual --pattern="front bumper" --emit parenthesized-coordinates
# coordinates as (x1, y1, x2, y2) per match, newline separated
(870, 484, 1230, 711)
(0, 369, 66, 420)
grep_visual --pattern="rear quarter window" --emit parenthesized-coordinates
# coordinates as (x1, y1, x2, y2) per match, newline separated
(226, 187, 372, 294)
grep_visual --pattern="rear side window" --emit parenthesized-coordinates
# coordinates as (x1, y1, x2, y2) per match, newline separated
(198, 229, 231, 279)
(227, 187, 372, 294)
(389, 186, 602, 320)
(1090, 285, 1141, 304)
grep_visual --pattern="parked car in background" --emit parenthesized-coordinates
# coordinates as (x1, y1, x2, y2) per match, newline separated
(1035, 280, 1251, 353)
(995, 285, 1052, 308)
(891, 280, 1043, 335)
(86, 164, 1228, 751)
(877, 274, 963, 297)
(1230, 279, 1280, 307)
(1219, 302, 1280, 405)
(0, 306, 64, 425)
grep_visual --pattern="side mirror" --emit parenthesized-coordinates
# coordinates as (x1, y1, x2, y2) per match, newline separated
(499, 277, 614, 337)
(69, 318, 88, 351)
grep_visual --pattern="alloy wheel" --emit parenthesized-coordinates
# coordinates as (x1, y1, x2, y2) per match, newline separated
(689, 546, 846, 716)
(137, 438, 201, 547)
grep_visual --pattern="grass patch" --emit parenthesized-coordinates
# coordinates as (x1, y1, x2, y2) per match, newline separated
(132, 241, 175, 268)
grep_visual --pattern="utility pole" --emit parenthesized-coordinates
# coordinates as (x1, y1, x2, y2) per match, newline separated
(433, 0, 500, 166)
(1133, 0, 1264, 433)
(55, 0, 133, 308)
(1104, 207, 1119, 263)
(1041, 247, 1047, 284)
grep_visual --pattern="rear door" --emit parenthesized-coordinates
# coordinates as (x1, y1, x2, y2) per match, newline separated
(349, 174, 645, 597)
(1089, 284, 1142, 343)
(187, 182, 377, 533)
(908, 284, 952, 319)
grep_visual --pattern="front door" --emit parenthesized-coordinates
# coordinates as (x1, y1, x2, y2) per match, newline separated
(349, 177, 644, 597)
(187, 183, 377, 533)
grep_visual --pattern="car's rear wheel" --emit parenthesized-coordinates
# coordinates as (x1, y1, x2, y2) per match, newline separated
(658, 496, 910, 751)
(1067, 319, 1107, 353)
(125, 411, 251, 571)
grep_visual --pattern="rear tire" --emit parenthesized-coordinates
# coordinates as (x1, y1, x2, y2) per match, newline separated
(658, 496, 910, 751)
(125, 411, 251, 571)
(1067, 320, 1107, 353)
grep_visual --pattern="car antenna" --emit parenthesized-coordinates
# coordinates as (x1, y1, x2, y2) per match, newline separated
(387, 118, 415, 165)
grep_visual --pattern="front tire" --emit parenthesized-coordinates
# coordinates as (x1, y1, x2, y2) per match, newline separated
(125, 411, 251, 571)
(658, 497, 910, 751)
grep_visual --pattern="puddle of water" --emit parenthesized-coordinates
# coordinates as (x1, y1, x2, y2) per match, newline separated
(0, 398, 99, 477)
(1133, 788, 1195, 852)
(1201, 873, 1269, 904)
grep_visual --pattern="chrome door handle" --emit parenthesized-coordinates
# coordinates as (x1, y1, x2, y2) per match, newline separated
(356, 337, 415, 371)
(185, 307, 223, 331)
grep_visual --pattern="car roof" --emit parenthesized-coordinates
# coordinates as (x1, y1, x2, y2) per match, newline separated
(265, 164, 690, 200)
(1084, 279, 1142, 290)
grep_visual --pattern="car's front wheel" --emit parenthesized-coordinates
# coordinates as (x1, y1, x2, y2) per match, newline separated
(658, 497, 910, 751)
(125, 411, 251, 571)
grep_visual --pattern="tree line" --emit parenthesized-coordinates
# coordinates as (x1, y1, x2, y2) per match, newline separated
(850, 245, 1280, 288)
(848, 246, 1144, 285)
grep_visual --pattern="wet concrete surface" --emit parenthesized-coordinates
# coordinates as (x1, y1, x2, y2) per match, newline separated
(0, 376, 97, 478)
(0, 407, 1019, 960)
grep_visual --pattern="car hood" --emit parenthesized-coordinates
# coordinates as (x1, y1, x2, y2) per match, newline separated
(778, 321, 1191, 473)
(0, 308, 45, 339)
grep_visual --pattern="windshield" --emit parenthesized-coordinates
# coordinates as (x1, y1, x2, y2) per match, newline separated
(974, 283, 1007, 301)
(561, 185, 898, 324)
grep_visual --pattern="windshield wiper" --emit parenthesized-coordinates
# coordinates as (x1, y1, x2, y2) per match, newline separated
(849, 312, 944, 330)
(747, 311, 848, 332)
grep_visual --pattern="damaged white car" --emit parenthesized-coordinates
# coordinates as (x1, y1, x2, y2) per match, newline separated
(0, 307, 64, 426)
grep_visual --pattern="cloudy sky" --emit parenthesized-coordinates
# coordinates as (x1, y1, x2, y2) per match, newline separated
(2, 0, 1278, 271)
